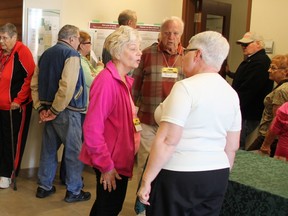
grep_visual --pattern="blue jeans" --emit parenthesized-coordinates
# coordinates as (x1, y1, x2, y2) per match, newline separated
(38, 109, 84, 194)
(240, 119, 260, 149)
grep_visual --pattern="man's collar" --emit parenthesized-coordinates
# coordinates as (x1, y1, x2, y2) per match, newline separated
(158, 42, 184, 55)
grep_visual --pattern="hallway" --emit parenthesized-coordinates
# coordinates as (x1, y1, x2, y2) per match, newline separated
(0, 166, 138, 216)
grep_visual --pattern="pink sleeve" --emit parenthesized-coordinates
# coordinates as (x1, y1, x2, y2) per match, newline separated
(81, 72, 115, 173)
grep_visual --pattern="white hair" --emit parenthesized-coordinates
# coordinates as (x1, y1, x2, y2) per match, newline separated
(188, 31, 229, 70)
(160, 16, 184, 35)
(104, 25, 141, 60)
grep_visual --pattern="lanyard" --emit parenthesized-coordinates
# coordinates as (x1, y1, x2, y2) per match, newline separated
(161, 52, 180, 68)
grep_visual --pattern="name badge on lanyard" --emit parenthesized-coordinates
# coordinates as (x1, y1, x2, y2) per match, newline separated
(161, 67, 178, 78)
(133, 117, 142, 132)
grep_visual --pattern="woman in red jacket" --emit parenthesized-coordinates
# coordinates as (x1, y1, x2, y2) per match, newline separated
(0, 23, 35, 189)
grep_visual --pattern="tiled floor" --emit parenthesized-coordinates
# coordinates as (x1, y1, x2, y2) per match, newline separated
(0, 166, 138, 216)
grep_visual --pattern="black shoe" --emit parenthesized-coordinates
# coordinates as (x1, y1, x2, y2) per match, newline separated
(36, 186, 56, 198)
(64, 190, 91, 203)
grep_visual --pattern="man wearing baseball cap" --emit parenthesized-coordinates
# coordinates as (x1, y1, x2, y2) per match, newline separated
(226, 32, 274, 149)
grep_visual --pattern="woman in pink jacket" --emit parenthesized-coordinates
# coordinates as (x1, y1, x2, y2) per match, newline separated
(79, 25, 142, 216)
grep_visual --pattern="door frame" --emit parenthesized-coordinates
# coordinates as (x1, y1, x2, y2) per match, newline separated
(181, 0, 252, 47)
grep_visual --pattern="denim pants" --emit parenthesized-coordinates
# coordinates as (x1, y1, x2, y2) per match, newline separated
(38, 109, 84, 194)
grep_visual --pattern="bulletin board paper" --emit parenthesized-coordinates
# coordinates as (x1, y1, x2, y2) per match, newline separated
(89, 22, 160, 59)
(26, 8, 60, 64)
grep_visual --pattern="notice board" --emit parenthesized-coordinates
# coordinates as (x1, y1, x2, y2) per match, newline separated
(89, 22, 160, 60)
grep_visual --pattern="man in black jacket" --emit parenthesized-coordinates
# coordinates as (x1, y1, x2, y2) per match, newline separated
(226, 32, 274, 149)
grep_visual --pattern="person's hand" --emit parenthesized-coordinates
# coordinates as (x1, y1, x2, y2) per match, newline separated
(96, 61, 104, 67)
(41, 109, 56, 122)
(137, 180, 151, 206)
(259, 144, 271, 156)
(100, 168, 121, 192)
(39, 109, 48, 123)
(10, 102, 20, 110)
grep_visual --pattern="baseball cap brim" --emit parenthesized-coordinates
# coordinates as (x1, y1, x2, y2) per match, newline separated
(236, 38, 254, 44)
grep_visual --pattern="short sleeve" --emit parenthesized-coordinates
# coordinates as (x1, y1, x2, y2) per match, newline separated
(160, 82, 191, 127)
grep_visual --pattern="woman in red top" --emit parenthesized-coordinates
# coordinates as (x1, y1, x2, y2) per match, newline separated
(0, 23, 35, 189)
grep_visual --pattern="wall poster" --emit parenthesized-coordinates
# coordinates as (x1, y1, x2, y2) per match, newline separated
(89, 22, 160, 60)
(26, 8, 60, 64)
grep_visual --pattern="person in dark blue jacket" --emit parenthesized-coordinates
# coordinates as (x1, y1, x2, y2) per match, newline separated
(31, 24, 91, 203)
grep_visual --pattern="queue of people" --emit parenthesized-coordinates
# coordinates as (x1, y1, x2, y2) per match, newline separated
(1, 8, 288, 216)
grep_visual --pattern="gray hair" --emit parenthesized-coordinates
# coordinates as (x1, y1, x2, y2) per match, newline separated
(0, 23, 18, 38)
(58, 24, 79, 40)
(104, 25, 141, 60)
(118, 9, 137, 26)
(188, 31, 229, 70)
(160, 16, 184, 35)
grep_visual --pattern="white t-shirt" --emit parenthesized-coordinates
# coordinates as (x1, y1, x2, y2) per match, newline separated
(155, 73, 241, 171)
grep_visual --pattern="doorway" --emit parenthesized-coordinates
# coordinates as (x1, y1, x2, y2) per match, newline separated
(181, 0, 252, 77)
(182, 0, 231, 46)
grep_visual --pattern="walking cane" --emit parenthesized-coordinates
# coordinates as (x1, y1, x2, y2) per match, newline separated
(9, 109, 17, 191)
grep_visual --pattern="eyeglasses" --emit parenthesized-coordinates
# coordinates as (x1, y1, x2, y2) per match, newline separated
(269, 66, 286, 71)
(0, 36, 10, 42)
(81, 41, 91, 45)
(183, 48, 198, 55)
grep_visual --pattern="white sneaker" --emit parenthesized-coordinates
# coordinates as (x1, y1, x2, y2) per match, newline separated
(0, 177, 11, 189)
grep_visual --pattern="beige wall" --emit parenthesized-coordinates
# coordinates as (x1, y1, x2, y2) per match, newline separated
(251, 0, 288, 56)
(24, 0, 182, 31)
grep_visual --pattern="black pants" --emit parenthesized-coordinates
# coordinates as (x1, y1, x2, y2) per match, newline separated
(0, 102, 32, 177)
(146, 168, 229, 216)
(90, 169, 128, 216)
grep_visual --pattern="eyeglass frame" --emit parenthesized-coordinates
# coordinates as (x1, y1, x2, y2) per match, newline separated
(81, 41, 92, 45)
(269, 65, 287, 71)
(0, 35, 11, 42)
(183, 48, 198, 55)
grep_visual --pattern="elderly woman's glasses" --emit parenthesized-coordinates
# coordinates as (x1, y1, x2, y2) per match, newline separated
(82, 41, 91, 45)
(269, 65, 286, 71)
(0, 36, 10, 42)
(183, 48, 198, 55)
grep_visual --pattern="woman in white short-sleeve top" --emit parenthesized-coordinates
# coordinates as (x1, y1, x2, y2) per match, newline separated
(137, 31, 241, 216)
